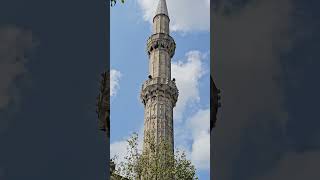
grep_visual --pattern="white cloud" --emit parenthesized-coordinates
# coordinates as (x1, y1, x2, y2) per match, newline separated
(188, 108, 210, 170)
(110, 69, 122, 97)
(111, 50, 210, 175)
(110, 128, 144, 168)
(172, 50, 207, 121)
(171, 50, 210, 171)
(110, 140, 128, 165)
(174, 108, 210, 171)
(137, 0, 210, 32)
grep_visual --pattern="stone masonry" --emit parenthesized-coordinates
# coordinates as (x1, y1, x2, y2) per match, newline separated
(140, 0, 178, 164)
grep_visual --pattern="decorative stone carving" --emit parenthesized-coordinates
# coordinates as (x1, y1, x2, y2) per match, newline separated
(140, 77, 179, 107)
(165, 105, 170, 119)
(141, 2, 178, 178)
(159, 104, 164, 118)
(152, 103, 157, 116)
(146, 33, 176, 58)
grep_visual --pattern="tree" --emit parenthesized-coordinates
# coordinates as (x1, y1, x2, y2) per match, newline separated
(96, 71, 109, 137)
(111, 132, 198, 180)
(110, 0, 125, 6)
(96, 0, 126, 139)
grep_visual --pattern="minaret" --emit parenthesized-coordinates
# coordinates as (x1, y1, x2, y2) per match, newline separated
(140, 0, 178, 174)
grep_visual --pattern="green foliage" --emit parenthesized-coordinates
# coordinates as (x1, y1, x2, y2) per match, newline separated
(111, 132, 198, 180)
(110, 0, 125, 7)
(96, 71, 109, 136)
(174, 150, 198, 179)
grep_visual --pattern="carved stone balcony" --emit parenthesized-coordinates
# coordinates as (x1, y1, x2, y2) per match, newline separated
(140, 77, 179, 107)
(146, 33, 176, 58)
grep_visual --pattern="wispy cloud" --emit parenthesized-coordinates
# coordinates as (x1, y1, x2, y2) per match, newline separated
(137, 0, 209, 32)
(110, 127, 144, 166)
(111, 50, 210, 174)
(174, 108, 210, 171)
(110, 69, 122, 97)
(188, 108, 210, 170)
(172, 50, 207, 121)
(172, 50, 210, 171)
(110, 140, 128, 164)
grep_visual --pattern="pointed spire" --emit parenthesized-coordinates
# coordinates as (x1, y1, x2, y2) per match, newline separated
(155, 0, 169, 17)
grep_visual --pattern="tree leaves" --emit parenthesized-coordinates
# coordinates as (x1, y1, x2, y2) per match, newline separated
(110, 0, 125, 7)
(96, 71, 110, 137)
(112, 132, 198, 180)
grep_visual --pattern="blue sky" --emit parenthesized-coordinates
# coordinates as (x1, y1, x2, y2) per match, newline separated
(110, 0, 210, 179)
(2, 0, 320, 180)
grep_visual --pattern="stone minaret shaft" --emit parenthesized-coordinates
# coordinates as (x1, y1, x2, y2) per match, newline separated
(141, 0, 178, 160)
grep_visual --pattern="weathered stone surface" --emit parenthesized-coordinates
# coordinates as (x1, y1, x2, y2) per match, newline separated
(140, 0, 177, 175)
(147, 33, 176, 58)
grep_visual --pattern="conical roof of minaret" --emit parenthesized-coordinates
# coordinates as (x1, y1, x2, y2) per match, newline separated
(155, 0, 169, 17)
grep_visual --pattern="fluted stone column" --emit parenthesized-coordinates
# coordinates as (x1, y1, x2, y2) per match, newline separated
(140, 0, 178, 178)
